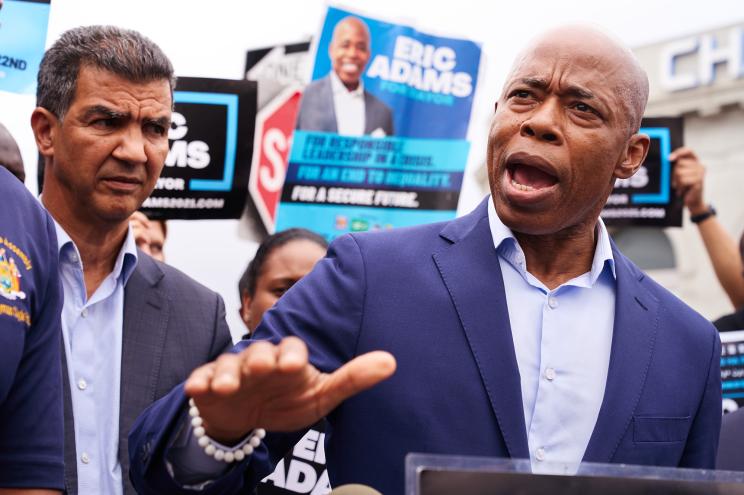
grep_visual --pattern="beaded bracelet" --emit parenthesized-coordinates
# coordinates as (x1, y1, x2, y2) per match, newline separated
(188, 398, 266, 463)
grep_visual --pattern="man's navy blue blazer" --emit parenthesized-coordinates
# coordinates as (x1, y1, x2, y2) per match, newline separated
(130, 198, 722, 495)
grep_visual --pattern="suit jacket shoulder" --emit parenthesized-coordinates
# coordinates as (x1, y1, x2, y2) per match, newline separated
(124, 253, 232, 394)
(616, 248, 717, 344)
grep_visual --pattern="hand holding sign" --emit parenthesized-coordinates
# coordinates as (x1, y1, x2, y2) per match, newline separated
(185, 336, 396, 444)
(670, 146, 744, 308)
(670, 146, 707, 216)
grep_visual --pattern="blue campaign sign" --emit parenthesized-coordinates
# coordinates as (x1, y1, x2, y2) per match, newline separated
(312, 6, 481, 140)
(601, 117, 684, 227)
(0, 0, 51, 95)
(721, 330, 744, 415)
(276, 6, 481, 239)
(173, 91, 239, 193)
(631, 127, 671, 205)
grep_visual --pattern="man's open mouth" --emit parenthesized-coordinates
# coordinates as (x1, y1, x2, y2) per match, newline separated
(506, 154, 559, 192)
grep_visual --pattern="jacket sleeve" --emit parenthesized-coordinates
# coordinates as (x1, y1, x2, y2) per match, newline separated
(129, 233, 367, 493)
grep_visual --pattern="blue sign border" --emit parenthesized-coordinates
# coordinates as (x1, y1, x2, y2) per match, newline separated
(173, 91, 238, 192)
(632, 127, 671, 204)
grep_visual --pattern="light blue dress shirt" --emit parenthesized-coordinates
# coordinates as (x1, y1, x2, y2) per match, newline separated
(487, 200, 616, 471)
(55, 223, 138, 495)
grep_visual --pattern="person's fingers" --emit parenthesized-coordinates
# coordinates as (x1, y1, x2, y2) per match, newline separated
(210, 353, 244, 394)
(674, 165, 704, 184)
(242, 341, 280, 377)
(184, 362, 216, 396)
(673, 157, 701, 174)
(316, 351, 396, 415)
(669, 146, 695, 162)
(277, 336, 309, 372)
(674, 171, 696, 185)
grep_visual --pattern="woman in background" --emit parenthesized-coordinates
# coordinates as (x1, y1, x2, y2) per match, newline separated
(237, 228, 328, 336)
(236, 228, 330, 494)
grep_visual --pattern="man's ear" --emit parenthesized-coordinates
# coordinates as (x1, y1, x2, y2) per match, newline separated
(614, 133, 650, 179)
(30, 107, 58, 159)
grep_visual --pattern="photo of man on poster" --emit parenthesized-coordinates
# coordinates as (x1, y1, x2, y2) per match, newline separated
(295, 16, 395, 137)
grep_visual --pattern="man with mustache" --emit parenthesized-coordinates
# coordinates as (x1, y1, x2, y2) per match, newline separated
(30, 25, 232, 495)
(131, 26, 720, 495)
(296, 16, 394, 137)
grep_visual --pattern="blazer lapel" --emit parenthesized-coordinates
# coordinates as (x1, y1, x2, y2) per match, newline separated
(118, 254, 169, 493)
(583, 245, 659, 463)
(432, 201, 530, 459)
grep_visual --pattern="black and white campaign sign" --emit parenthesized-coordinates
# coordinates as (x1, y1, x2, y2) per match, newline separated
(259, 422, 330, 495)
(140, 77, 257, 220)
(601, 117, 684, 227)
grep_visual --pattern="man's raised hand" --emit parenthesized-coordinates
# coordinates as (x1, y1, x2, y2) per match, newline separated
(184, 336, 396, 444)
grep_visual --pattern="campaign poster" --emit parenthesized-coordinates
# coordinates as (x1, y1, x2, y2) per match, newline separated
(140, 77, 257, 220)
(275, 5, 482, 239)
(601, 117, 684, 227)
(721, 330, 744, 414)
(0, 0, 50, 94)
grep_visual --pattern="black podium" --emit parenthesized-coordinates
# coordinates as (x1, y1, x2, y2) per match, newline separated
(406, 454, 744, 495)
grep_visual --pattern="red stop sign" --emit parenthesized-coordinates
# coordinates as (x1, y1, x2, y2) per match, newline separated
(249, 86, 302, 233)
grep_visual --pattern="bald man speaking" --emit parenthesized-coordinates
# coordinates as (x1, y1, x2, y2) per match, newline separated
(131, 26, 721, 494)
(296, 16, 394, 137)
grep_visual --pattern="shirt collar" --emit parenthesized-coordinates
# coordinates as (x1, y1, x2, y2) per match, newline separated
(330, 69, 365, 97)
(487, 198, 616, 284)
(53, 220, 139, 286)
